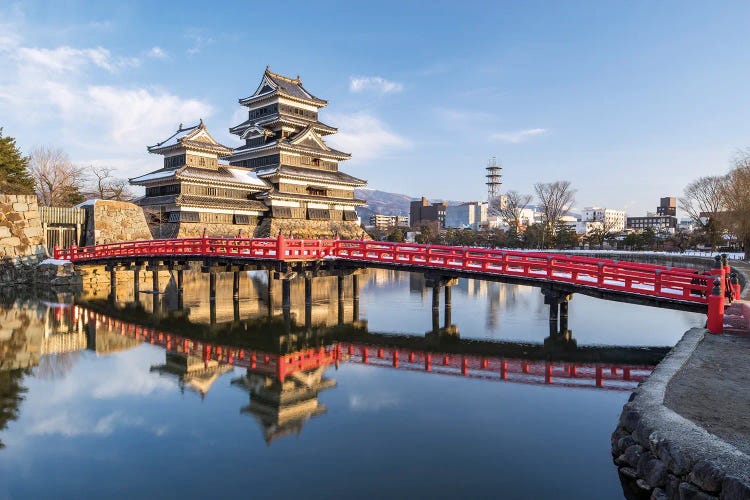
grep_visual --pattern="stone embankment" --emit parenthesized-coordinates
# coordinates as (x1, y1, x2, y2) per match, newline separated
(612, 259, 750, 500)
(0, 194, 47, 285)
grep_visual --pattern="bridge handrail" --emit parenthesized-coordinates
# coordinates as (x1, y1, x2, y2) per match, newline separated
(54, 237, 714, 304)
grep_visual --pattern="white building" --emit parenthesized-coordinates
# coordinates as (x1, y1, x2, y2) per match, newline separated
(369, 214, 409, 230)
(445, 202, 488, 231)
(582, 207, 626, 233)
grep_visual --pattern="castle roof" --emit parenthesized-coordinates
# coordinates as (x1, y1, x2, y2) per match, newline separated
(147, 120, 233, 156)
(239, 67, 327, 107)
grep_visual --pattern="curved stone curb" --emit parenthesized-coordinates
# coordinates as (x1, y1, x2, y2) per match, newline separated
(612, 327, 750, 499)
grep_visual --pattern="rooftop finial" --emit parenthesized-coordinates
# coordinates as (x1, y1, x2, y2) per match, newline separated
(178, 122, 183, 130)
(199, 118, 204, 126)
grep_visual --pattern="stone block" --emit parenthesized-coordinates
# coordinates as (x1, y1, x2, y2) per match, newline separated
(625, 444, 645, 467)
(12, 202, 28, 212)
(0, 226, 10, 238)
(0, 237, 21, 247)
(678, 482, 716, 500)
(5, 212, 23, 222)
(24, 227, 42, 238)
(687, 460, 724, 493)
(721, 476, 750, 500)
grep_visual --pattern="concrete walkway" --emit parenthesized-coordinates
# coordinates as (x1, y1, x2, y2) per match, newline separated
(664, 333, 750, 457)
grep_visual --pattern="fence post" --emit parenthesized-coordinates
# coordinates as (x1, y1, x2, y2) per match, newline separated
(654, 269, 662, 295)
(730, 272, 741, 300)
(53, 245, 59, 260)
(277, 232, 286, 259)
(707, 278, 725, 334)
(711, 255, 726, 297)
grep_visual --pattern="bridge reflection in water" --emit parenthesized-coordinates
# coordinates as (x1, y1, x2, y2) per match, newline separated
(1, 269, 671, 446)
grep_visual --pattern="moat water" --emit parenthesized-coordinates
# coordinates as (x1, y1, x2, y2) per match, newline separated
(0, 269, 704, 499)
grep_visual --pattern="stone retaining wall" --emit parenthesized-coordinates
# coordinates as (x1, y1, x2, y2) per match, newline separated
(265, 219, 367, 240)
(611, 328, 750, 499)
(82, 200, 152, 245)
(0, 194, 47, 285)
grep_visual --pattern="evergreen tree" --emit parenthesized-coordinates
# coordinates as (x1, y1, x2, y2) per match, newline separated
(0, 128, 35, 195)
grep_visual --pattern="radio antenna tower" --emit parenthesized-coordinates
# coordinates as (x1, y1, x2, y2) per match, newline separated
(486, 156, 502, 203)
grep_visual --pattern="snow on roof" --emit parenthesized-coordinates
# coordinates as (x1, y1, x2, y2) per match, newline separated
(129, 169, 178, 183)
(73, 199, 98, 208)
(149, 123, 200, 150)
(226, 168, 270, 187)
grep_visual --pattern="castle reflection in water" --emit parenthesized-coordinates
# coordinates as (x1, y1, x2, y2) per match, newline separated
(0, 268, 660, 447)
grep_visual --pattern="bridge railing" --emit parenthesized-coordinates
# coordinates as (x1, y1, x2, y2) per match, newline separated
(335, 240, 712, 303)
(55, 236, 713, 304)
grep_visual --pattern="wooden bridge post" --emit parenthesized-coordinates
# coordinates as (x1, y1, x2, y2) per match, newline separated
(559, 299, 569, 331)
(209, 270, 217, 302)
(267, 272, 275, 317)
(177, 269, 184, 294)
(352, 274, 360, 322)
(133, 264, 142, 303)
(282, 278, 291, 331)
(233, 271, 240, 300)
(305, 276, 312, 328)
(338, 275, 345, 325)
(432, 283, 440, 333)
(444, 284, 452, 329)
(151, 262, 160, 294)
(109, 267, 117, 302)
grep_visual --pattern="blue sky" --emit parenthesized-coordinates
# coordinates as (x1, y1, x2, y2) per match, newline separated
(1, 1, 749, 215)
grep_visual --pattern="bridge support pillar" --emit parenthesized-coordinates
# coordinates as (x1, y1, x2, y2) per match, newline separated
(352, 274, 360, 322)
(233, 271, 240, 300)
(233, 297, 240, 324)
(432, 283, 440, 332)
(151, 262, 160, 293)
(267, 273, 275, 318)
(177, 270, 184, 311)
(338, 275, 345, 325)
(282, 278, 291, 331)
(109, 267, 117, 302)
(305, 277, 312, 328)
(209, 299, 216, 326)
(133, 265, 142, 304)
(444, 285, 452, 329)
(282, 278, 291, 311)
(209, 270, 217, 302)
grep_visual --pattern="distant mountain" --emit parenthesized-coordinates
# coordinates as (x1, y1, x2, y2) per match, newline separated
(355, 188, 464, 222)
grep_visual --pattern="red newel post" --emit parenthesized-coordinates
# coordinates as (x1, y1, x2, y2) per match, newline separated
(53, 245, 60, 260)
(707, 278, 725, 334)
(730, 272, 741, 301)
(276, 231, 286, 259)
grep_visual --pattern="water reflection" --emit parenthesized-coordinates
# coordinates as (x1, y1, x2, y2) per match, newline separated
(0, 270, 705, 498)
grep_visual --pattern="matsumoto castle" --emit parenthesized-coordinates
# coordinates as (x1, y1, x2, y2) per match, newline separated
(130, 67, 367, 239)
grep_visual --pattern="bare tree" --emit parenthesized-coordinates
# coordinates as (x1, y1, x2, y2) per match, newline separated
(534, 181, 576, 239)
(29, 147, 85, 207)
(722, 150, 750, 259)
(496, 190, 532, 232)
(679, 176, 725, 250)
(86, 166, 134, 201)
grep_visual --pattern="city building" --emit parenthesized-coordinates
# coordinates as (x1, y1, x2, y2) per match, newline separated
(410, 197, 448, 228)
(369, 214, 409, 230)
(227, 67, 367, 238)
(582, 207, 626, 233)
(626, 198, 678, 233)
(445, 202, 488, 231)
(130, 120, 270, 238)
(626, 215, 677, 232)
(657, 197, 677, 217)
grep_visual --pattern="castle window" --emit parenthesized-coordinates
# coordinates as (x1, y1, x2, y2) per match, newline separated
(307, 187, 327, 197)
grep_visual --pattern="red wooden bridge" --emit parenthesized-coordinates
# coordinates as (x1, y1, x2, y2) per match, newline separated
(55, 235, 735, 329)
(81, 306, 653, 392)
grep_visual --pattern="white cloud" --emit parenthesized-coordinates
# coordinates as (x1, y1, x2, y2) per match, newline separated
(326, 112, 410, 161)
(185, 29, 214, 55)
(349, 76, 403, 94)
(0, 23, 213, 179)
(490, 128, 547, 143)
(348, 392, 399, 411)
(147, 46, 167, 59)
